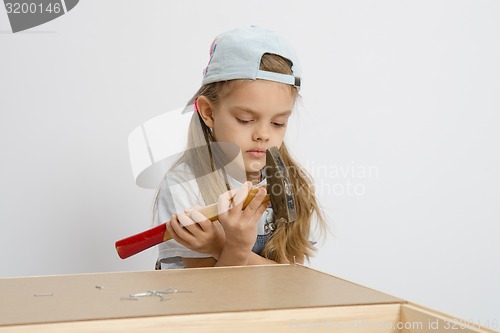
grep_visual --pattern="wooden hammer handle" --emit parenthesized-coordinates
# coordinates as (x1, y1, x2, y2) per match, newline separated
(115, 187, 269, 259)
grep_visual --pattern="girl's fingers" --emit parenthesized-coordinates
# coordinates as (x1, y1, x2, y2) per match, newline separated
(178, 212, 204, 235)
(232, 181, 251, 208)
(218, 182, 267, 221)
(243, 187, 268, 218)
(217, 188, 238, 216)
(166, 216, 192, 248)
(191, 210, 212, 232)
(170, 214, 195, 241)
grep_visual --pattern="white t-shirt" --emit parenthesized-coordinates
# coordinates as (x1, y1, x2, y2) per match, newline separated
(156, 163, 274, 269)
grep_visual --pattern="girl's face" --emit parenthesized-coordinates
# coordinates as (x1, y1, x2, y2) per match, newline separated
(199, 80, 296, 183)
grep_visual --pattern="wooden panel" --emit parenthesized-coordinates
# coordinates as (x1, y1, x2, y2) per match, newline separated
(0, 264, 402, 326)
(0, 304, 401, 333)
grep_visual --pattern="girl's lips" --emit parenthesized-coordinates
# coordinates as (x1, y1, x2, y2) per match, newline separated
(247, 149, 266, 158)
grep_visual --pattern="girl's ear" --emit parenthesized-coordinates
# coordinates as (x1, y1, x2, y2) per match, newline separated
(196, 96, 215, 128)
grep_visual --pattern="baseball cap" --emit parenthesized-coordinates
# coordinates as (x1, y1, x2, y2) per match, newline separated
(183, 26, 302, 113)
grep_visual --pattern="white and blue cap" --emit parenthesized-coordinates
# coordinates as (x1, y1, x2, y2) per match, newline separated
(184, 26, 301, 113)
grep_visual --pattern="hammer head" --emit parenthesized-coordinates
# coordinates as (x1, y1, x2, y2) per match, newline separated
(265, 147, 298, 225)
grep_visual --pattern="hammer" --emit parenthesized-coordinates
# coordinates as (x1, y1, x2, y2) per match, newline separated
(115, 146, 298, 259)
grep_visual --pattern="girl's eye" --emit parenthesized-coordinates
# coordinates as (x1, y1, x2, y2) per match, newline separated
(236, 118, 253, 124)
(272, 122, 286, 128)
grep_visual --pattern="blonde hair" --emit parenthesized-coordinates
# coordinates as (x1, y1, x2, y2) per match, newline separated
(156, 53, 326, 263)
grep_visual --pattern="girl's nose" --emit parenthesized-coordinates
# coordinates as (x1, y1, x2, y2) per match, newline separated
(252, 124, 270, 141)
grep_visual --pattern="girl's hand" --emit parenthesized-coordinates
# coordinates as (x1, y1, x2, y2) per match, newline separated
(166, 209, 226, 259)
(217, 181, 269, 254)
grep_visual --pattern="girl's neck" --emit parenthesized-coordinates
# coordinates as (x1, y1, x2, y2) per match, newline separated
(246, 171, 262, 185)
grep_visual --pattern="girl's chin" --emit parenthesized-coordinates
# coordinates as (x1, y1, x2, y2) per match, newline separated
(245, 166, 264, 180)
(245, 162, 265, 173)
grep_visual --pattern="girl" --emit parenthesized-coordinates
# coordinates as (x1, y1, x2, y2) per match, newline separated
(154, 26, 325, 269)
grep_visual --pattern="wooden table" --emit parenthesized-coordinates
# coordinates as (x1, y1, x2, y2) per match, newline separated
(0, 265, 496, 332)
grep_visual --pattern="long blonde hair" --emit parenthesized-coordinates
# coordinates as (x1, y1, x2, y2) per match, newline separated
(156, 53, 326, 263)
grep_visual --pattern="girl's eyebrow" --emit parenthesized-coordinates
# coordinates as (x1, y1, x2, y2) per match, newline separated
(231, 106, 292, 117)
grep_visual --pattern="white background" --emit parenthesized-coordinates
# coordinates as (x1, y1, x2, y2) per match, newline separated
(1, 0, 499, 326)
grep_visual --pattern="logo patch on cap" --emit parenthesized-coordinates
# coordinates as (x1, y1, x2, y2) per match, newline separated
(203, 39, 218, 77)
